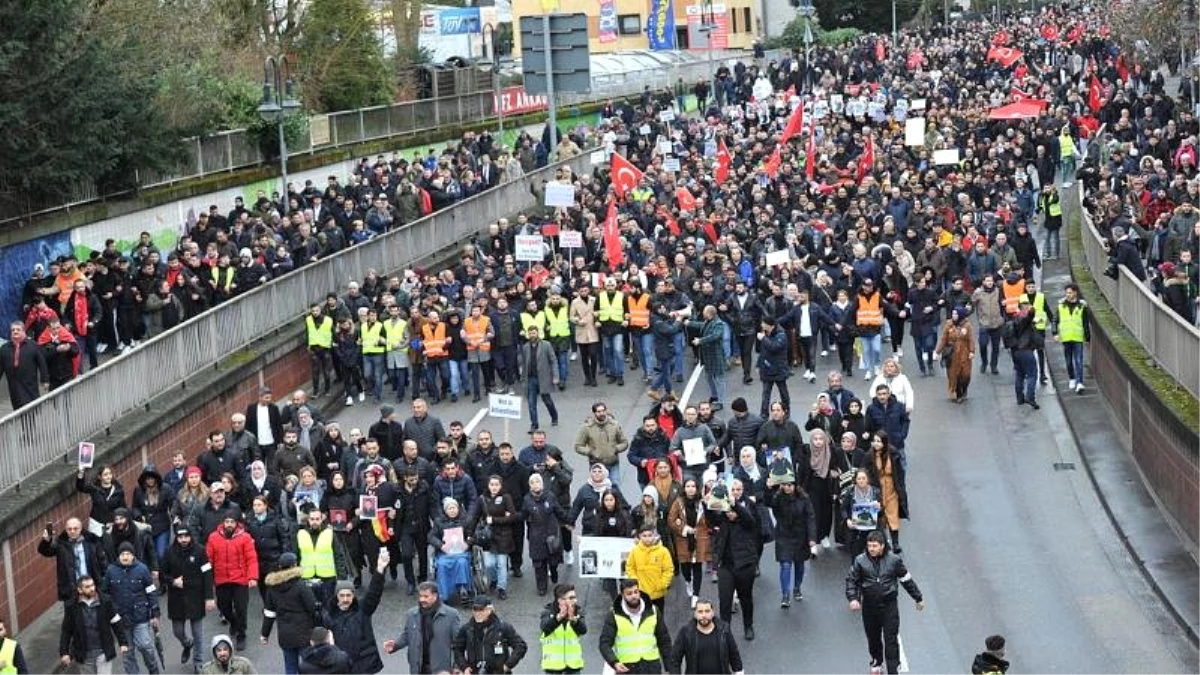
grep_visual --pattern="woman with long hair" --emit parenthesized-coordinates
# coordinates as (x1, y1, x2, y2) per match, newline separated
(935, 306, 977, 403)
(766, 477, 816, 607)
(76, 465, 125, 534)
(866, 431, 908, 553)
(840, 469, 881, 557)
(667, 477, 710, 607)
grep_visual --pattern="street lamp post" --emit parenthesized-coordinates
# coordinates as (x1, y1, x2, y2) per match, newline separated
(702, 0, 717, 107)
(483, 23, 503, 138)
(257, 55, 301, 215)
(891, 0, 898, 48)
(798, 1, 815, 94)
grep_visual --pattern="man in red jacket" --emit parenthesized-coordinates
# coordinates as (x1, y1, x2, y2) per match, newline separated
(206, 515, 259, 652)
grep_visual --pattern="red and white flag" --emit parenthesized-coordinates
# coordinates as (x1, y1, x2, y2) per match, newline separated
(856, 137, 875, 185)
(610, 153, 644, 198)
(602, 201, 623, 269)
(1088, 75, 1103, 113)
(715, 139, 731, 184)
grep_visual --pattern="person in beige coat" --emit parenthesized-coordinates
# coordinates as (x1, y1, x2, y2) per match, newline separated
(667, 477, 710, 605)
(574, 402, 629, 485)
(570, 286, 601, 386)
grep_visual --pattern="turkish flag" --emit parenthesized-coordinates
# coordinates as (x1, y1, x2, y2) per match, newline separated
(763, 146, 783, 179)
(780, 104, 805, 145)
(715, 139, 731, 184)
(1011, 86, 1032, 102)
(856, 137, 874, 185)
(610, 153, 644, 198)
(658, 206, 681, 236)
(1040, 24, 1059, 42)
(702, 219, 719, 245)
(1116, 54, 1130, 83)
(875, 39, 886, 62)
(991, 30, 1008, 46)
(676, 187, 697, 211)
(804, 123, 817, 181)
(602, 201, 623, 269)
(1088, 75, 1102, 113)
(1066, 24, 1082, 43)
(987, 47, 1023, 68)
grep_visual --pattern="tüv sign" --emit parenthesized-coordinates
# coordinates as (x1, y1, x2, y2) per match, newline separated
(439, 7, 481, 35)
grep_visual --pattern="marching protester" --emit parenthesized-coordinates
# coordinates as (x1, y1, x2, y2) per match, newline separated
(845, 531, 925, 675)
(160, 526, 216, 672)
(450, 595, 528, 674)
(58, 575, 129, 674)
(383, 581, 461, 675)
(0, 621, 29, 675)
(200, 635, 257, 674)
(598, 579, 672, 675)
(540, 583, 587, 674)
(666, 599, 744, 675)
(261, 552, 320, 675)
(320, 554, 388, 674)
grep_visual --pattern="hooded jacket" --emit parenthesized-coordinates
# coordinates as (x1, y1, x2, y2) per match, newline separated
(624, 535, 675, 600)
(103, 557, 159, 625)
(451, 612, 528, 674)
(299, 642, 352, 674)
(206, 521, 260, 586)
(200, 634, 256, 674)
(262, 566, 319, 649)
(132, 467, 176, 537)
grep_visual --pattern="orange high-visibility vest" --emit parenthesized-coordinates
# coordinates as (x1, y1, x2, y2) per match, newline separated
(856, 292, 883, 327)
(464, 315, 492, 352)
(422, 322, 448, 358)
(628, 293, 651, 328)
(1001, 280, 1024, 315)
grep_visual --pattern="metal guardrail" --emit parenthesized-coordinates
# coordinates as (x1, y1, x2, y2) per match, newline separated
(1, 49, 780, 225)
(0, 151, 595, 495)
(1077, 189, 1200, 399)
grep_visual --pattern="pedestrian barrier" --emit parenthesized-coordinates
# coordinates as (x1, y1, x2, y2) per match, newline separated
(0, 151, 596, 495)
(1076, 188, 1200, 398)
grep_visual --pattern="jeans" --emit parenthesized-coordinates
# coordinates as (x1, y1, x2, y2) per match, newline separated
(424, 359, 450, 400)
(779, 559, 806, 597)
(282, 646, 301, 675)
(914, 333, 937, 373)
(633, 332, 655, 375)
(602, 333, 625, 378)
(1044, 227, 1061, 258)
(450, 360, 469, 397)
(526, 379, 559, 429)
(82, 653, 114, 675)
(362, 354, 386, 402)
(978, 327, 1002, 371)
(153, 531, 170, 562)
(483, 550, 510, 590)
(654, 353, 676, 393)
(605, 461, 623, 487)
(555, 348, 570, 383)
(672, 332, 686, 379)
(859, 334, 883, 375)
(1012, 350, 1039, 404)
(704, 367, 726, 405)
(862, 600, 902, 673)
(389, 366, 409, 400)
(1063, 341, 1085, 382)
(171, 618, 204, 668)
(722, 322, 732, 360)
(494, 344, 519, 387)
(123, 622, 161, 674)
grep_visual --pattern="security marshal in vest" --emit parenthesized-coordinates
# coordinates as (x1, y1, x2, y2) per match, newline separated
(305, 309, 334, 349)
(0, 621, 27, 675)
(297, 511, 344, 585)
(540, 585, 587, 674)
(599, 580, 672, 674)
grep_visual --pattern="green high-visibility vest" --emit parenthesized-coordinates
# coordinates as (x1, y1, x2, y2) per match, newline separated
(1059, 134, 1075, 159)
(360, 322, 386, 355)
(297, 528, 337, 579)
(598, 291, 625, 323)
(540, 621, 584, 671)
(1058, 300, 1086, 342)
(546, 305, 571, 338)
(520, 311, 546, 337)
(0, 638, 17, 675)
(1025, 292, 1047, 330)
(306, 315, 333, 348)
(612, 612, 660, 664)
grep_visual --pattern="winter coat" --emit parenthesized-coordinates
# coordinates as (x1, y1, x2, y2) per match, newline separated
(844, 551, 922, 605)
(574, 416, 630, 467)
(624, 540, 675, 600)
(667, 618, 743, 675)
(392, 601, 462, 674)
(245, 509, 295, 573)
(321, 571, 385, 674)
(132, 468, 175, 537)
(38, 531, 107, 602)
(687, 318, 727, 374)
(470, 491, 519, 554)
(568, 483, 627, 535)
(522, 490, 566, 562)
(491, 458, 532, 509)
(200, 635, 256, 673)
(628, 428, 672, 473)
(668, 491, 711, 563)
(161, 540, 215, 620)
(433, 471, 478, 506)
(721, 412, 764, 458)
(101, 521, 158, 572)
(60, 596, 127, 663)
(451, 614, 528, 673)
(396, 481, 434, 538)
(707, 496, 760, 572)
(103, 560, 159, 624)
(598, 595, 672, 670)
(197, 501, 244, 546)
(865, 395, 910, 448)
(766, 488, 817, 563)
(756, 328, 791, 381)
(206, 522, 260, 586)
(299, 643, 353, 674)
(262, 566, 319, 649)
(76, 476, 126, 526)
(429, 512, 471, 552)
(525, 338, 560, 389)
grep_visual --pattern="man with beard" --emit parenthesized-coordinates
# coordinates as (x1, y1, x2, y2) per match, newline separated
(321, 554, 388, 674)
(667, 599, 743, 675)
(59, 575, 129, 673)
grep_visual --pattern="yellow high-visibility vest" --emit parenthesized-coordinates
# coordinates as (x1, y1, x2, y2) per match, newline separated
(521, 311, 547, 336)
(545, 305, 571, 338)
(384, 318, 408, 351)
(612, 612, 660, 664)
(360, 322, 386, 355)
(297, 528, 336, 579)
(540, 621, 584, 671)
(0, 638, 17, 675)
(1058, 300, 1086, 342)
(598, 291, 626, 323)
(306, 315, 333, 348)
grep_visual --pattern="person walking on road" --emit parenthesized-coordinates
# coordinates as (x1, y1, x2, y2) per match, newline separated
(598, 579, 672, 675)
(104, 542, 162, 674)
(540, 583, 587, 674)
(525, 326, 561, 432)
(934, 307, 976, 403)
(688, 305, 728, 411)
(0, 620, 29, 674)
(321, 554, 388, 674)
(206, 516, 259, 652)
(756, 316, 791, 418)
(297, 627, 351, 674)
(707, 479, 761, 641)
(574, 402, 630, 487)
(845, 531, 924, 675)
(261, 552, 319, 675)
(59, 575, 129, 674)
(666, 599, 743, 675)
(383, 581, 462, 674)
(1005, 299, 1041, 410)
(199, 634, 256, 674)
(451, 596, 528, 674)
(161, 527, 216, 672)
(1052, 283, 1091, 394)
(971, 634, 1010, 674)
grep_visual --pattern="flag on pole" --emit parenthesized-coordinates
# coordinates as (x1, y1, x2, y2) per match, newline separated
(658, 206, 681, 236)
(856, 137, 874, 185)
(603, 200, 623, 269)
(715, 139, 731, 184)
(763, 146, 783, 179)
(676, 186, 697, 211)
(610, 153, 644, 198)
(1088, 75, 1102, 113)
(702, 218, 719, 245)
(780, 103, 805, 145)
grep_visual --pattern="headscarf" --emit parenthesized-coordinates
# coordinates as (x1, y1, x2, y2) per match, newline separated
(738, 447, 761, 482)
(249, 461, 267, 491)
(587, 463, 612, 493)
(808, 429, 832, 479)
(952, 306, 967, 324)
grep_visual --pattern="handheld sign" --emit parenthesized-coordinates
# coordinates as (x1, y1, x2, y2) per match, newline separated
(559, 230, 584, 248)
(544, 183, 576, 207)
(78, 442, 95, 469)
(514, 235, 544, 262)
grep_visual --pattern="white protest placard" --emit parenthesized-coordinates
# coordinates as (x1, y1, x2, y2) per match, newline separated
(639, 124, 652, 135)
(830, 94, 845, 113)
(544, 183, 576, 207)
(578, 536, 635, 579)
(765, 249, 791, 267)
(682, 437, 707, 467)
(813, 99, 829, 119)
(847, 99, 867, 117)
(663, 157, 681, 173)
(911, 98, 927, 110)
(933, 148, 961, 165)
(559, 230, 584, 249)
(590, 150, 607, 165)
(657, 139, 673, 155)
(488, 392, 523, 420)
(658, 109, 676, 122)
(78, 442, 95, 469)
(514, 235, 544, 262)
(904, 117, 925, 147)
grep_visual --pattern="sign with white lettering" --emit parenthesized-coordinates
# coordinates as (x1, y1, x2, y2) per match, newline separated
(514, 235, 544, 261)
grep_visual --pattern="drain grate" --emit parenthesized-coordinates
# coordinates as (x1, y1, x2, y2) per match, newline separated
(1053, 462, 1077, 471)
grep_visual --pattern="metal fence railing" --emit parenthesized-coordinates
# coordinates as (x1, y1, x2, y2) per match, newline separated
(0, 151, 595, 495)
(1078, 189, 1200, 399)
(0, 49, 778, 225)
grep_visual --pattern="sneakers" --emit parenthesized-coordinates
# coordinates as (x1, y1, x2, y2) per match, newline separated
(894, 348, 903, 358)
(863, 370, 873, 380)
(181, 641, 193, 664)
(345, 396, 354, 406)
(744, 627, 755, 641)
(96, 343, 109, 355)
(1075, 382, 1085, 393)
(497, 588, 508, 600)
(565, 551, 574, 565)
(870, 661, 884, 675)
(691, 595, 699, 608)
(358, 392, 366, 402)
(821, 537, 831, 549)
(804, 370, 815, 382)
(820, 349, 828, 357)
(793, 588, 804, 601)
(1068, 379, 1076, 391)
(570, 352, 577, 361)
(781, 596, 791, 609)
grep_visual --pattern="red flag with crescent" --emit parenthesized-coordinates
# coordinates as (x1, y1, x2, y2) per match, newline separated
(603, 201, 623, 269)
(610, 153, 644, 198)
(715, 139, 731, 184)
(1040, 24, 1059, 42)
(1088, 75, 1102, 113)
(780, 103, 805, 145)
(763, 146, 783, 179)
(658, 206, 681, 236)
(875, 39, 886, 62)
(991, 30, 1008, 46)
(676, 186, 697, 211)
(856, 137, 874, 185)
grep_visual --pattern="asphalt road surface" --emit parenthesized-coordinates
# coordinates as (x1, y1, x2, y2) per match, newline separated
(20, 345, 1199, 673)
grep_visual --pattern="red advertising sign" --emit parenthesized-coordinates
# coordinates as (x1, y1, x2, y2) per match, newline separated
(495, 87, 549, 116)
(686, 4, 728, 50)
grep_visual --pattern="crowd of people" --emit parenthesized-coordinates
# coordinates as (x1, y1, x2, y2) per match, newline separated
(17, 0, 1189, 672)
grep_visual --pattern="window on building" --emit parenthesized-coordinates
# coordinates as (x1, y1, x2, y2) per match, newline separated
(731, 9, 738, 33)
(618, 14, 641, 35)
(743, 8, 751, 33)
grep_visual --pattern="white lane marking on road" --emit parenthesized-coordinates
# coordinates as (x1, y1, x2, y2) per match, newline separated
(898, 634, 909, 673)
(463, 406, 489, 435)
(678, 364, 705, 407)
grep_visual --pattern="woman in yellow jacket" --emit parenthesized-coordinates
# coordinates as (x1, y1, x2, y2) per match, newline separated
(624, 525, 675, 616)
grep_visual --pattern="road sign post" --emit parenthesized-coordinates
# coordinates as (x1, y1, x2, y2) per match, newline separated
(520, 14, 590, 162)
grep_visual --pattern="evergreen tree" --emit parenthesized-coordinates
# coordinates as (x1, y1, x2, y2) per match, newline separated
(294, 0, 395, 113)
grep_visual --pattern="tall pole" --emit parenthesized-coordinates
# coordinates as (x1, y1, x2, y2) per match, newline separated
(891, 0, 898, 48)
(707, 0, 717, 106)
(542, 13, 557, 160)
(278, 121, 289, 214)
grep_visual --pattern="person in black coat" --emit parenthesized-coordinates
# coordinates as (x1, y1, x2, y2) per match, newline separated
(245, 387, 285, 464)
(160, 527, 215, 671)
(131, 466, 176, 563)
(707, 479, 761, 640)
(321, 557, 387, 674)
(765, 480, 817, 607)
(667, 601, 743, 675)
(58, 575, 129, 670)
(320, 472, 364, 586)
(262, 553, 320, 674)
(76, 466, 127, 531)
(246, 495, 295, 599)
(100, 508, 159, 574)
(522, 474, 567, 596)
(451, 599, 528, 675)
(0, 322, 48, 409)
(39, 518, 108, 603)
(299, 627, 352, 674)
